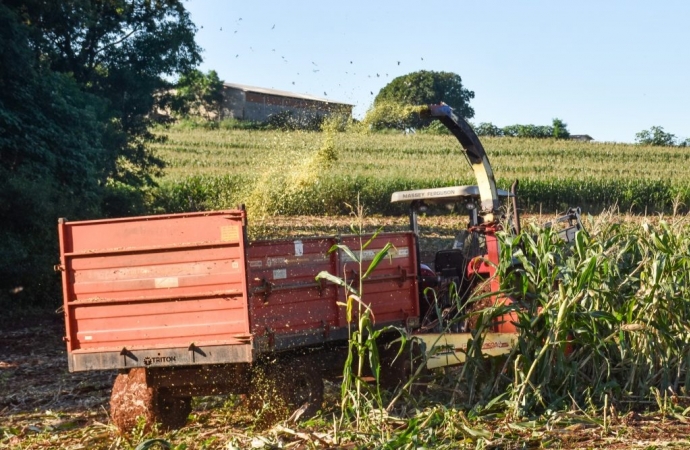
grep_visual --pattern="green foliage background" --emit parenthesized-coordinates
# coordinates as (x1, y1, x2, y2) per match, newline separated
(170, 69, 225, 120)
(476, 118, 571, 139)
(0, 1, 200, 313)
(635, 125, 690, 147)
(373, 70, 475, 128)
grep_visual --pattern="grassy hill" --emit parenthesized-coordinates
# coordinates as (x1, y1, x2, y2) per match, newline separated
(149, 123, 690, 218)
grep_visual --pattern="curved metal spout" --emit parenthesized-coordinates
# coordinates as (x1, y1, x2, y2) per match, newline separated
(421, 103, 500, 223)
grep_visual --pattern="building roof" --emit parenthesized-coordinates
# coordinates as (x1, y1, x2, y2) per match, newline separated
(223, 82, 352, 106)
(570, 134, 594, 141)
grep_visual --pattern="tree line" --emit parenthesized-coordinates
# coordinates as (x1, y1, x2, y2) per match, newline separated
(473, 119, 571, 139)
(0, 1, 200, 313)
(635, 126, 690, 147)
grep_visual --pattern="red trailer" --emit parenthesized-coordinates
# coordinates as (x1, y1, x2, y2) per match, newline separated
(57, 209, 420, 429)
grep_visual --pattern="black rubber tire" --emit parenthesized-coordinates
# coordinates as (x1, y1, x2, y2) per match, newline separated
(155, 390, 192, 430)
(283, 361, 324, 419)
(378, 340, 430, 393)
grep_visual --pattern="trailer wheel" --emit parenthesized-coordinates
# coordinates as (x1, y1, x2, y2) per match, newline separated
(379, 340, 429, 393)
(155, 389, 192, 430)
(287, 362, 324, 419)
(110, 368, 192, 432)
(248, 358, 323, 426)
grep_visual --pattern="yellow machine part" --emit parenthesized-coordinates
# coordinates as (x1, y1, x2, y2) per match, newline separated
(416, 332, 517, 369)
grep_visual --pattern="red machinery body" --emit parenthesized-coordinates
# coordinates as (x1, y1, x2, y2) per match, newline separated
(57, 211, 252, 372)
(247, 232, 420, 352)
(466, 225, 517, 334)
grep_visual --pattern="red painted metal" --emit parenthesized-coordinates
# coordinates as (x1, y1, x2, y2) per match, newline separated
(247, 232, 419, 343)
(60, 210, 420, 370)
(339, 232, 419, 326)
(59, 211, 250, 354)
(247, 236, 340, 339)
(465, 225, 518, 333)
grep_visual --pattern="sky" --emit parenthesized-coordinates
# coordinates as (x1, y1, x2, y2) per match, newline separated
(185, 1, 690, 143)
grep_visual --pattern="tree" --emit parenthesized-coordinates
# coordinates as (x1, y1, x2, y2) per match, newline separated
(552, 118, 570, 139)
(498, 119, 569, 139)
(0, 4, 116, 309)
(502, 124, 552, 138)
(171, 69, 225, 120)
(5, 0, 202, 186)
(372, 70, 474, 129)
(0, 1, 202, 311)
(475, 122, 503, 137)
(635, 126, 678, 146)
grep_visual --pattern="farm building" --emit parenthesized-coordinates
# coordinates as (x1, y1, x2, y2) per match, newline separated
(570, 134, 594, 142)
(221, 82, 353, 123)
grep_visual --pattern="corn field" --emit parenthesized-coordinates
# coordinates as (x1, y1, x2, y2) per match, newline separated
(326, 214, 690, 447)
(148, 124, 690, 217)
(481, 214, 690, 416)
(9, 125, 690, 449)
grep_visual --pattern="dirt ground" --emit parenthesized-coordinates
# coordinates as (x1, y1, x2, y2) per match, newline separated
(0, 318, 114, 444)
(4, 317, 690, 449)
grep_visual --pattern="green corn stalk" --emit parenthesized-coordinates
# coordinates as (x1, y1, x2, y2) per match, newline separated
(315, 199, 400, 431)
(488, 217, 690, 417)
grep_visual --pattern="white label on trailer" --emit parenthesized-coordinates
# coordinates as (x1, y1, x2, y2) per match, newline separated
(294, 240, 304, 256)
(249, 260, 263, 268)
(267, 257, 287, 267)
(341, 246, 410, 262)
(155, 277, 179, 288)
(273, 269, 287, 280)
(84, 335, 93, 341)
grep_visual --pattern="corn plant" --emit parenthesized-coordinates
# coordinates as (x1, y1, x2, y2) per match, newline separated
(315, 200, 402, 430)
(491, 217, 690, 416)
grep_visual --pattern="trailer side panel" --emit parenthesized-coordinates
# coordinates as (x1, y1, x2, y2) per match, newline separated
(58, 210, 252, 371)
(248, 232, 419, 351)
